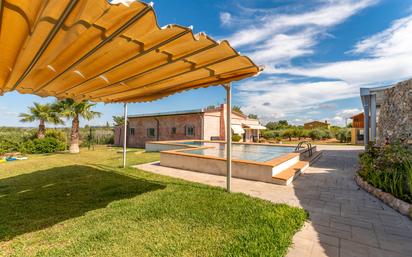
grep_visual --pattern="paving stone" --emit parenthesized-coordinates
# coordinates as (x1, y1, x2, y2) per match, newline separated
(330, 221, 351, 232)
(137, 146, 412, 257)
(351, 226, 379, 248)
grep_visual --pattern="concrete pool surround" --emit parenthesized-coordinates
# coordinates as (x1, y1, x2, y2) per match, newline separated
(146, 140, 319, 185)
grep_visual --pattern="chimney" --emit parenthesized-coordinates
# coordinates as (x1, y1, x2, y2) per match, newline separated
(325, 120, 328, 124)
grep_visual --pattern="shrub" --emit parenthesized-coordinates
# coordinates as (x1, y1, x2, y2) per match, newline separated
(358, 143, 412, 203)
(261, 130, 282, 140)
(25, 138, 67, 154)
(232, 134, 242, 142)
(335, 128, 351, 143)
(282, 129, 294, 141)
(308, 129, 323, 140)
(45, 129, 67, 143)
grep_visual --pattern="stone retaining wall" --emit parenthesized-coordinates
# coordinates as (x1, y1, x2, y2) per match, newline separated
(355, 174, 412, 219)
(377, 79, 412, 146)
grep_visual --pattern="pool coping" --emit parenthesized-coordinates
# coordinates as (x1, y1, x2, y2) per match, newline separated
(153, 140, 313, 167)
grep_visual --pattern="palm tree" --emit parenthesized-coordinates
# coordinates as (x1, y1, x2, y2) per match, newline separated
(19, 103, 64, 139)
(232, 105, 243, 114)
(55, 99, 101, 153)
(112, 115, 125, 126)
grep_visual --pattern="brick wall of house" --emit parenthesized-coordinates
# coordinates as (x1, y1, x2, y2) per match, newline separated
(116, 113, 204, 148)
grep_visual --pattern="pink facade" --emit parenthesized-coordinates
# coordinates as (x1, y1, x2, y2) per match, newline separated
(114, 104, 265, 147)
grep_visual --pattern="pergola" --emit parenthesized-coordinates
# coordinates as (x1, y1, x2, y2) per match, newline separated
(0, 0, 262, 191)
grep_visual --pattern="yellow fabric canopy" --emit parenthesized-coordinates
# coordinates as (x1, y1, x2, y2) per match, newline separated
(0, 0, 262, 103)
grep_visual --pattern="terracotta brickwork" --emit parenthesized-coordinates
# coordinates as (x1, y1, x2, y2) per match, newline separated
(114, 104, 265, 147)
(115, 113, 204, 147)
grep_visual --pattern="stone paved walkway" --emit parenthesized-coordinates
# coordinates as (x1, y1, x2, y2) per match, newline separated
(136, 145, 412, 257)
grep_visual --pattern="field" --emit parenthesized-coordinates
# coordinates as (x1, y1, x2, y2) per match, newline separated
(0, 146, 307, 257)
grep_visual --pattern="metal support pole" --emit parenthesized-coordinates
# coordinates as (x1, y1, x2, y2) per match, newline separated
(363, 96, 370, 148)
(123, 103, 128, 168)
(370, 94, 377, 142)
(224, 84, 232, 192)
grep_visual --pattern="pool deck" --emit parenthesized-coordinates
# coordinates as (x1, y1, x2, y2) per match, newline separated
(136, 145, 412, 257)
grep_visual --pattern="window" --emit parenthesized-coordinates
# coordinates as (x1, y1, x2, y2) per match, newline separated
(129, 128, 135, 136)
(171, 127, 177, 135)
(186, 125, 195, 136)
(147, 128, 155, 138)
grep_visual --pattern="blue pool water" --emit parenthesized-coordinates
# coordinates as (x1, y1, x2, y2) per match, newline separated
(173, 141, 205, 146)
(180, 143, 294, 162)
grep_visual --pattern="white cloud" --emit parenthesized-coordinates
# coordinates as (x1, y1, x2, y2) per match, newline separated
(236, 78, 359, 122)
(222, 0, 378, 65)
(220, 12, 232, 27)
(319, 108, 361, 126)
(0, 105, 18, 118)
(276, 14, 412, 85)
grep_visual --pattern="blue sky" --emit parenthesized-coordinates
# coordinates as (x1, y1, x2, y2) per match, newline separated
(1, 0, 412, 127)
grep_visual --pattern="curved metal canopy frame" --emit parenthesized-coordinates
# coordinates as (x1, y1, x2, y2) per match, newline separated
(0, 0, 263, 192)
(0, 0, 262, 103)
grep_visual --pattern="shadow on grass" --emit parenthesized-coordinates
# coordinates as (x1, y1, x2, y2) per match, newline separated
(0, 165, 165, 241)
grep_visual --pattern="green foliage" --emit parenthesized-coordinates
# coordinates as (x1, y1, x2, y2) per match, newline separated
(232, 105, 243, 114)
(232, 134, 242, 142)
(359, 143, 412, 203)
(282, 129, 294, 141)
(45, 129, 67, 143)
(308, 129, 323, 140)
(335, 128, 351, 143)
(0, 147, 307, 256)
(19, 102, 64, 125)
(261, 130, 282, 140)
(55, 99, 101, 121)
(265, 120, 290, 130)
(24, 138, 67, 154)
(112, 116, 125, 126)
(248, 114, 258, 119)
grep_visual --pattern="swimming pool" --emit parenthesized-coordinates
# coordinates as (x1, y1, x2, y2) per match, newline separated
(181, 143, 294, 162)
(145, 140, 317, 185)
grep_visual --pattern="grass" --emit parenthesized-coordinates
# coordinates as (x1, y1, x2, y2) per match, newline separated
(0, 146, 307, 257)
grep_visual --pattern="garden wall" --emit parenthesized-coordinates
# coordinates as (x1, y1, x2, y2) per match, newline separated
(377, 79, 412, 146)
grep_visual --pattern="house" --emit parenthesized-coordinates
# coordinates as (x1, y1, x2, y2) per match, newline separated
(303, 120, 330, 130)
(114, 104, 266, 147)
(350, 113, 367, 145)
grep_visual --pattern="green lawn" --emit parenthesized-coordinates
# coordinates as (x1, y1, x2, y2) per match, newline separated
(0, 146, 307, 257)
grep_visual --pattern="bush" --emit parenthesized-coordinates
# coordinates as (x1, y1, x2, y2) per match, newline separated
(45, 129, 67, 143)
(308, 129, 323, 140)
(261, 130, 283, 140)
(232, 134, 242, 142)
(25, 138, 67, 154)
(359, 143, 412, 203)
(335, 128, 351, 143)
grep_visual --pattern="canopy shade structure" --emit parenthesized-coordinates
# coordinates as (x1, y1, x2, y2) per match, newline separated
(0, 0, 262, 103)
(243, 124, 267, 130)
(231, 124, 245, 134)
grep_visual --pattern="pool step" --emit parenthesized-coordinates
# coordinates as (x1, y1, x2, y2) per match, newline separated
(272, 151, 323, 186)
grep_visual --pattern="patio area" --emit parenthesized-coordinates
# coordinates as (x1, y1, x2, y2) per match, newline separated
(137, 145, 412, 257)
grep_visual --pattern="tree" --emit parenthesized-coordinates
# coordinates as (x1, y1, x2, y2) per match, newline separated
(278, 120, 289, 128)
(336, 128, 351, 143)
(265, 121, 278, 130)
(112, 116, 125, 126)
(19, 103, 64, 139)
(248, 114, 258, 119)
(265, 120, 290, 130)
(206, 105, 216, 110)
(232, 105, 243, 114)
(283, 129, 294, 141)
(55, 99, 101, 153)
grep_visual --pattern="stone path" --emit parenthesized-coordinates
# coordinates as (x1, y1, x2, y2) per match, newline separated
(136, 145, 412, 257)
